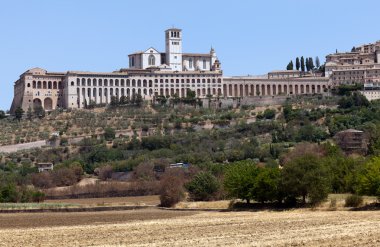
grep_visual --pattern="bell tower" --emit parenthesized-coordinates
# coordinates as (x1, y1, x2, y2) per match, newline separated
(165, 28, 182, 71)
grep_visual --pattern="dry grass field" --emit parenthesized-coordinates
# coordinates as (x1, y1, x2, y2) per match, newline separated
(0, 208, 379, 247)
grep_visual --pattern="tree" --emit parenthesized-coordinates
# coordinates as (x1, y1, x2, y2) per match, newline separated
(281, 154, 330, 205)
(296, 57, 300, 71)
(306, 58, 310, 72)
(300, 56, 305, 72)
(351, 46, 356, 52)
(315, 56, 320, 68)
(14, 107, 24, 121)
(26, 106, 33, 120)
(224, 160, 259, 203)
(104, 127, 116, 141)
(110, 96, 119, 107)
(34, 105, 45, 118)
(119, 95, 128, 105)
(263, 109, 276, 119)
(338, 91, 369, 109)
(309, 57, 314, 70)
(186, 171, 220, 201)
(135, 94, 143, 106)
(253, 168, 281, 203)
(0, 110, 6, 119)
(356, 157, 380, 198)
(286, 61, 294, 70)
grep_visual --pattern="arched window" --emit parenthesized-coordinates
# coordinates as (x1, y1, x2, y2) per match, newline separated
(148, 55, 155, 66)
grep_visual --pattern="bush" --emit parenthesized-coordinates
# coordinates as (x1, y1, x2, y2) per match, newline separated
(159, 169, 185, 207)
(345, 194, 363, 207)
(97, 165, 113, 181)
(31, 172, 54, 189)
(185, 171, 220, 201)
(104, 127, 116, 141)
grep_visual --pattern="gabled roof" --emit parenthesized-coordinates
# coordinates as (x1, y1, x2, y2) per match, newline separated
(129, 47, 161, 56)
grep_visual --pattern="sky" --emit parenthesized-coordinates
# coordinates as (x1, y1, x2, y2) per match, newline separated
(0, 0, 379, 111)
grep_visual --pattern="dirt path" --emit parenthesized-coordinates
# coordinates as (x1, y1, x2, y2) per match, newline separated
(0, 209, 379, 246)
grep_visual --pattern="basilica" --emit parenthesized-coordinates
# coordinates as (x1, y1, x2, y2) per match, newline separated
(10, 28, 332, 113)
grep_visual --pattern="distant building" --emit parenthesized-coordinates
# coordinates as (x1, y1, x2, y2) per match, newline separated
(360, 81, 380, 101)
(325, 40, 380, 85)
(10, 28, 332, 114)
(36, 163, 54, 172)
(334, 129, 369, 154)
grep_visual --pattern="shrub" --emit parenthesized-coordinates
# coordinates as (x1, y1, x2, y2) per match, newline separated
(185, 171, 220, 201)
(159, 169, 185, 207)
(345, 194, 363, 207)
(104, 127, 116, 141)
(97, 165, 113, 181)
(31, 172, 54, 189)
(134, 162, 155, 181)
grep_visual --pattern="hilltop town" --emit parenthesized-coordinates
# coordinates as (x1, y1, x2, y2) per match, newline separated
(1, 28, 380, 247)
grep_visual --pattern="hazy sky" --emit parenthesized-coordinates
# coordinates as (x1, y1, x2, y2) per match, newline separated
(1, 0, 379, 110)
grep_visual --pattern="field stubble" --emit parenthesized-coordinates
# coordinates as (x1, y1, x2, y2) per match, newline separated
(0, 208, 379, 247)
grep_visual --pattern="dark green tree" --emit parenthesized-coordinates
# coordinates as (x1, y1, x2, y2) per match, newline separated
(309, 57, 314, 70)
(300, 56, 305, 72)
(34, 105, 45, 118)
(281, 154, 330, 205)
(286, 61, 294, 70)
(185, 171, 220, 201)
(110, 96, 119, 107)
(306, 58, 310, 71)
(14, 107, 24, 121)
(253, 168, 281, 203)
(135, 94, 143, 106)
(0, 110, 6, 119)
(104, 127, 116, 141)
(296, 57, 300, 71)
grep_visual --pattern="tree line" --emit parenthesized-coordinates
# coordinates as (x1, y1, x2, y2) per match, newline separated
(287, 56, 321, 72)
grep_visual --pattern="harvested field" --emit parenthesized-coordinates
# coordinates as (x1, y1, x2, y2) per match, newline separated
(0, 209, 379, 246)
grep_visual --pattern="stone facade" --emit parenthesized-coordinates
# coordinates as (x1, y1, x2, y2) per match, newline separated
(325, 40, 380, 85)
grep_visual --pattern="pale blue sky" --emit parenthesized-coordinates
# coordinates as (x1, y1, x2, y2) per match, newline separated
(1, 0, 379, 110)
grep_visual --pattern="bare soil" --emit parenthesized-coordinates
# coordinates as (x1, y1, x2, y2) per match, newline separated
(0, 209, 379, 246)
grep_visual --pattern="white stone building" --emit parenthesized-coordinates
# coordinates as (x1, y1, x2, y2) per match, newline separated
(10, 28, 331, 113)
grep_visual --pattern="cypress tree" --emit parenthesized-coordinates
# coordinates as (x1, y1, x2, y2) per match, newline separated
(296, 57, 300, 71)
(309, 57, 314, 70)
(301, 56, 305, 72)
(306, 58, 310, 72)
(315, 56, 320, 68)
(286, 60, 294, 70)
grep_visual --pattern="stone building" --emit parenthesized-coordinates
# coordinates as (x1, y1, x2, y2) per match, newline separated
(10, 28, 331, 113)
(334, 129, 369, 155)
(325, 40, 380, 85)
